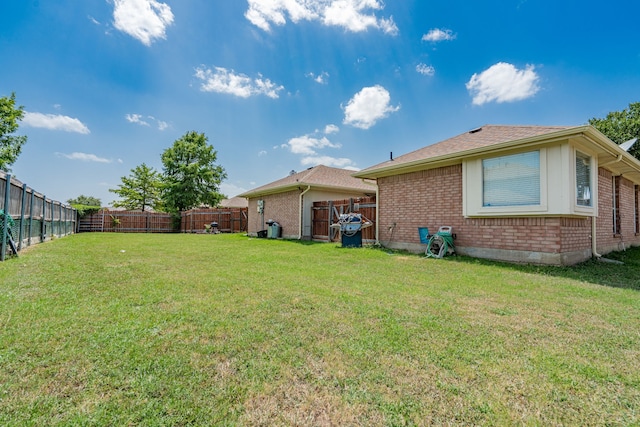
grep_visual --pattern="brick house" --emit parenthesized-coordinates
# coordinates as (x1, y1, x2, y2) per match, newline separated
(353, 125, 640, 265)
(240, 165, 376, 239)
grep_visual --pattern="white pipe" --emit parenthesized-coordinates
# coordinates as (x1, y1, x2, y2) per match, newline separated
(600, 154, 623, 167)
(592, 216, 601, 258)
(298, 185, 311, 239)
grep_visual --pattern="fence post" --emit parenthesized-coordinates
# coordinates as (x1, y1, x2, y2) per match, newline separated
(1, 174, 11, 261)
(18, 183, 27, 250)
(41, 196, 47, 242)
(28, 190, 34, 246)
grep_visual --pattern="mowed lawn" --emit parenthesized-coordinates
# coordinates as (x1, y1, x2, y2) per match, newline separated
(1, 233, 639, 426)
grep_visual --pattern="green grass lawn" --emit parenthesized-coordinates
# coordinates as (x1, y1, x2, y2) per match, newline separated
(1, 233, 639, 426)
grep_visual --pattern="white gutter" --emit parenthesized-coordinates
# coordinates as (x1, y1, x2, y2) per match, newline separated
(298, 185, 311, 239)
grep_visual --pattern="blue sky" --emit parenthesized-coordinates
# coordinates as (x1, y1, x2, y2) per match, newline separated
(2, 0, 639, 206)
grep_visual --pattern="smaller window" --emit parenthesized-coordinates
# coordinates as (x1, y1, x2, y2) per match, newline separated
(575, 151, 592, 207)
(635, 185, 639, 234)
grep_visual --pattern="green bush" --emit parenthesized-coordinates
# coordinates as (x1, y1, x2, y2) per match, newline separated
(71, 204, 101, 219)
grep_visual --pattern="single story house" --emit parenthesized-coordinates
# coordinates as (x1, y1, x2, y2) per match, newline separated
(353, 125, 640, 265)
(239, 165, 376, 239)
(218, 196, 249, 209)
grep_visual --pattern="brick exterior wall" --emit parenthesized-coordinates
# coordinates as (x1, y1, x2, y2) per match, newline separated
(247, 190, 301, 238)
(377, 164, 639, 265)
(596, 168, 640, 254)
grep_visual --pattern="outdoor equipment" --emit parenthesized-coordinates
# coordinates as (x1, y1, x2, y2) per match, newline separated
(423, 226, 455, 258)
(1, 209, 18, 257)
(331, 213, 373, 248)
(265, 219, 281, 239)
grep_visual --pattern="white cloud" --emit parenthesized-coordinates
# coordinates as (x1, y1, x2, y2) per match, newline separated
(112, 0, 174, 46)
(245, 0, 397, 35)
(58, 152, 111, 163)
(126, 113, 169, 130)
(466, 62, 540, 105)
(343, 85, 399, 129)
(282, 135, 341, 155)
(22, 112, 90, 134)
(422, 28, 456, 42)
(88, 15, 101, 25)
(125, 113, 150, 126)
(416, 63, 435, 76)
(258, 150, 268, 156)
(301, 155, 357, 169)
(324, 124, 339, 134)
(220, 182, 248, 198)
(195, 66, 284, 99)
(306, 71, 329, 84)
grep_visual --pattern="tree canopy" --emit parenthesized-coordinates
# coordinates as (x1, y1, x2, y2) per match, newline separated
(589, 102, 640, 160)
(0, 93, 27, 172)
(67, 195, 102, 207)
(109, 163, 163, 211)
(161, 131, 227, 212)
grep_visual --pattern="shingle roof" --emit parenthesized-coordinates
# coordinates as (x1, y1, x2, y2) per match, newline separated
(354, 125, 576, 178)
(218, 196, 248, 208)
(239, 165, 375, 197)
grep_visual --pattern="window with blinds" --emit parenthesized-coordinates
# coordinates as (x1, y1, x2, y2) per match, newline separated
(575, 151, 592, 207)
(482, 151, 540, 207)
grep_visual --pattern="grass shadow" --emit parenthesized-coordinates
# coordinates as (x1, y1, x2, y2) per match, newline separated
(448, 246, 640, 291)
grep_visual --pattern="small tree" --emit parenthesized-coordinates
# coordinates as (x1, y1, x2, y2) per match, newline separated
(0, 92, 28, 171)
(589, 102, 640, 160)
(109, 163, 163, 211)
(161, 131, 227, 212)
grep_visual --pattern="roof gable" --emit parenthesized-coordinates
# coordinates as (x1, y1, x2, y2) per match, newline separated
(239, 165, 375, 197)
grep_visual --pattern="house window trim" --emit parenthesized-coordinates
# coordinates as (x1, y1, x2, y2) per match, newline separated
(571, 148, 597, 216)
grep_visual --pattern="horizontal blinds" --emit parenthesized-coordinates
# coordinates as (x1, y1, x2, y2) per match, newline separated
(483, 151, 540, 207)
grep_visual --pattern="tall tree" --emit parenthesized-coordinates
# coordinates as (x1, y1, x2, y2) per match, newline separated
(0, 93, 27, 171)
(67, 195, 102, 206)
(161, 131, 227, 212)
(589, 102, 640, 160)
(109, 163, 163, 211)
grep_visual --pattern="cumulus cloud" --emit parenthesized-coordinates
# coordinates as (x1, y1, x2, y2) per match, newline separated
(112, 0, 174, 46)
(245, 0, 397, 35)
(343, 85, 399, 129)
(282, 135, 341, 155)
(22, 112, 90, 134)
(422, 28, 456, 42)
(324, 124, 339, 134)
(301, 155, 357, 169)
(194, 66, 284, 99)
(58, 152, 111, 163)
(416, 63, 435, 76)
(466, 62, 540, 105)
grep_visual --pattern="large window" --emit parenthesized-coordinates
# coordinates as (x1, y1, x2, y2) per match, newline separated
(575, 151, 592, 207)
(482, 151, 540, 207)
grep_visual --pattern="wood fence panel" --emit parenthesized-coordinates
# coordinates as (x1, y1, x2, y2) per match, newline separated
(312, 196, 376, 243)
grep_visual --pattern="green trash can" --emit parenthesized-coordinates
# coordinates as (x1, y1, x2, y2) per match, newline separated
(266, 220, 281, 239)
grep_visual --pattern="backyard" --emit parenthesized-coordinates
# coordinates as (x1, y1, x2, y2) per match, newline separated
(1, 233, 639, 426)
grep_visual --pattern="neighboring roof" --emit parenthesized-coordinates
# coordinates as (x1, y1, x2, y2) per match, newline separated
(218, 196, 248, 208)
(239, 165, 376, 198)
(354, 125, 574, 179)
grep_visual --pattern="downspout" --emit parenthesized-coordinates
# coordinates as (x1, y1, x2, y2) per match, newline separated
(298, 185, 311, 240)
(592, 216, 601, 259)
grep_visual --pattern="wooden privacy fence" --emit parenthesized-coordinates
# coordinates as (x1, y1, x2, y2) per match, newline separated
(312, 196, 376, 243)
(181, 208, 247, 233)
(1, 172, 76, 261)
(78, 208, 248, 233)
(78, 210, 173, 233)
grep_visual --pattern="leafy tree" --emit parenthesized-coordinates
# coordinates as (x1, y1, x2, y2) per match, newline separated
(589, 102, 640, 160)
(161, 131, 227, 212)
(67, 195, 102, 206)
(0, 92, 27, 171)
(109, 163, 163, 211)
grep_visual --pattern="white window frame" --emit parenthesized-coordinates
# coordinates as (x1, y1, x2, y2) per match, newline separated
(572, 148, 597, 216)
